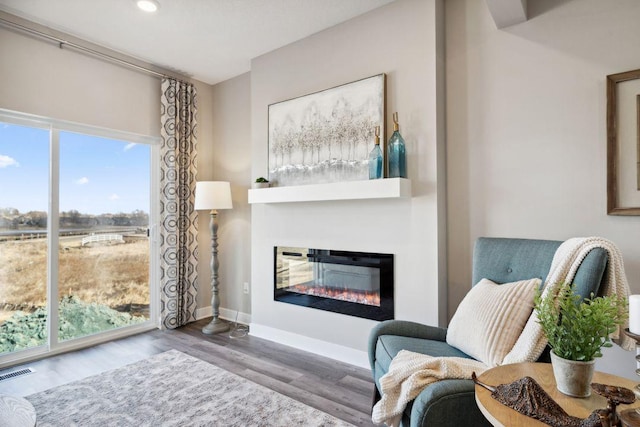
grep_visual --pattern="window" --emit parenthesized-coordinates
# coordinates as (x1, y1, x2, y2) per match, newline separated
(0, 110, 159, 365)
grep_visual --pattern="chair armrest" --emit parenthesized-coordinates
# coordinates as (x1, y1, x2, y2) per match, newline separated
(411, 379, 490, 427)
(368, 320, 448, 371)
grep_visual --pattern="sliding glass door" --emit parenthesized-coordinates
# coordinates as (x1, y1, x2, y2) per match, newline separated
(0, 122, 50, 354)
(0, 111, 158, 364)
(57, 131, 151, 342)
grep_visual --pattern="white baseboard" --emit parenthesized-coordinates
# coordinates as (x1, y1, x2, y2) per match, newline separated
(195, 306, 251, 325)
(249, 323, 370, 370)
(195, 306, 212, 320)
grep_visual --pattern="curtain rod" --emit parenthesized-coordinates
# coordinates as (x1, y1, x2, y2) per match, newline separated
(0, 16, 189, 84)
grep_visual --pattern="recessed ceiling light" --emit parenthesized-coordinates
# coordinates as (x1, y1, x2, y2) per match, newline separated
(136, 0, 159, 13)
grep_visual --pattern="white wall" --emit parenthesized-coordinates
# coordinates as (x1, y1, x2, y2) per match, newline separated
(197, 73, 252, 319)
(250, 0, 446, 365)
(446, 0, 640, 379)
(0, 25, 160, 136)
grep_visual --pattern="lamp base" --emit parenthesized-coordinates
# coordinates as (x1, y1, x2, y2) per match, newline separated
(202, 318, 230, 335)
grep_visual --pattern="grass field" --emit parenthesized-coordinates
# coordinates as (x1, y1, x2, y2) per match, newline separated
(0, 238, 149, 323)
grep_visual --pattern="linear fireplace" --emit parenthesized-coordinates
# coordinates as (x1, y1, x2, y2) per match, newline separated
(274, 246, 394, 321)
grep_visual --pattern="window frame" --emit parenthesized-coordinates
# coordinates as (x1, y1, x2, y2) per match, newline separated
(0, 108, 160, 368)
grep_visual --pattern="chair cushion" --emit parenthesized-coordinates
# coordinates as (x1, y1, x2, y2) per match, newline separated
(375, 335, 472, 378)
(446, 277, 541, 367)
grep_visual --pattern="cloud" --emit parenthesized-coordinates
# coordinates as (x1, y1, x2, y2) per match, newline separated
(124, 143, 137, 151)
(109, 193, 120, 201)
(75, 177, 89, 185)
(0, 155, 19, 168)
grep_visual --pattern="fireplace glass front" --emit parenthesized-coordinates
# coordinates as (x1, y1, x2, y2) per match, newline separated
(274, 247, 394, 321)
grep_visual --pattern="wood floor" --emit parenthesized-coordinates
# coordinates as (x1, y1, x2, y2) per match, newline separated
(0, 319, 376, 426)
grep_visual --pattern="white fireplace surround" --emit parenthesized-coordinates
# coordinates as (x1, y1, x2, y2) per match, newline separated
(249, 0, 446, 370)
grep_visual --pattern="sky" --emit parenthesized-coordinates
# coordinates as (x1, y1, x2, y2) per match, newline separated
(0, 122, 150, 216)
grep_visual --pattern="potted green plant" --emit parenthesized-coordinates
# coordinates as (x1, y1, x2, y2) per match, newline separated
(534, 282, 627, 397)
(253, 177, 269, 189)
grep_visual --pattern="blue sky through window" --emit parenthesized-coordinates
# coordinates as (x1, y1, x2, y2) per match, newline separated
(1, 122, 150, 215)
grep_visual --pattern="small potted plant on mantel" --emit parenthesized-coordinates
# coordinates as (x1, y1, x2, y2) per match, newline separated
(253, 177, 269, 189)
(534, 282, 627, 397)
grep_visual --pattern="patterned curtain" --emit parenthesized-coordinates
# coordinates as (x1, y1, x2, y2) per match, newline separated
(159, 78, 199, 329)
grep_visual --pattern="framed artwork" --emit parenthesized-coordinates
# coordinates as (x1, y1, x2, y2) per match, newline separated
(606, 69, 640, 215)
(268, 74, 386, 187)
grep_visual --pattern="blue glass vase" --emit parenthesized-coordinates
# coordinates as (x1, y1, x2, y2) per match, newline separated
(369, 126, 383, 179)
(387, 112, 407, 178)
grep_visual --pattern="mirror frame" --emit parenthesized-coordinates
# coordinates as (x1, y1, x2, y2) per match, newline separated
(606, 68, 640, 215)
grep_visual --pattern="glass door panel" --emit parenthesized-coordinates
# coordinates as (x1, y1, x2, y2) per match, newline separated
(57, 131, 150, 341)
(0, 122, 50, 355)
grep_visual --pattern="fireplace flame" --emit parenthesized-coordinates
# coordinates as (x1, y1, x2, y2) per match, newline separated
(286, 284, 380, 307)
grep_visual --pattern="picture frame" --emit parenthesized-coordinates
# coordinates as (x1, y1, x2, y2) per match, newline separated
(606, 68, 640, 215)
(268, 74, 386, 187)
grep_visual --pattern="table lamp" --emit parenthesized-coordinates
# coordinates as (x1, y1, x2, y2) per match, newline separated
(194, 181, 233, 334)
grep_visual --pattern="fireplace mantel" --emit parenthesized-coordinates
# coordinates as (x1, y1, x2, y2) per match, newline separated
(248, 178, 411, 204)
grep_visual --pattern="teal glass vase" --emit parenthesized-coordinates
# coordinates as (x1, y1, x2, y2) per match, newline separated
(369, 126, 383, 179)
(387, 113, 407, 178)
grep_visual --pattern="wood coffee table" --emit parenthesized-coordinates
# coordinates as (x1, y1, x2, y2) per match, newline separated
(475, 363, 640, 426)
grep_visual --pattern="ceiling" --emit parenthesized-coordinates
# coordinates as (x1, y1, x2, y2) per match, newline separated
(0, 0, 395, 85)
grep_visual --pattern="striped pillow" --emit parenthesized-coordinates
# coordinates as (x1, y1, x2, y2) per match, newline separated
(446, 277, 541, 367)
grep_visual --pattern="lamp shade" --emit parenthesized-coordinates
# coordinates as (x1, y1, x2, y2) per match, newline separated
(194, 181, 233, 210)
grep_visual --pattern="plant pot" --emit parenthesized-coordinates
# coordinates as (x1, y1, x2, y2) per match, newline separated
(253, 182, 269, 189)
(550, 349, 596, 397)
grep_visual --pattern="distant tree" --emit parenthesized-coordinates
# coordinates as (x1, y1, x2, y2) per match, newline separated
(97, 214, 114, 226)
(0, 207, 19, 217)
(60, 209, 96, 227)
(68, 210, 81, 222)
(131, 210, 149, 226)
(112, 213, 132, 226)
(0, 207, 20, 229)
(22, 211, 47, 228)
(0, 216, 16, 229)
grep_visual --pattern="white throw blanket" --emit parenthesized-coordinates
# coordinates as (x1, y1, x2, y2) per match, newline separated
(372, 237, 633, 426)
(371, 351, 487, 427)
(503, 236, 634, 363)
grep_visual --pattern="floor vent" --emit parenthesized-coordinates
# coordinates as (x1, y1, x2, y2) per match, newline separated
(0, 367, 35, 382)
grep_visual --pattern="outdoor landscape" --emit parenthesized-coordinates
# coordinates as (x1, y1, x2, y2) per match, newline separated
(0, 209, 150, 354)
(0, 121, 153, 355)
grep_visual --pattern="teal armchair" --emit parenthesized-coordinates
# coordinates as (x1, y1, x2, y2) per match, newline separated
(368, 237, 608, 427)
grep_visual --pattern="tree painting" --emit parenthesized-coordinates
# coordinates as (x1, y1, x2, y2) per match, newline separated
(268, 74, 385, 187)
